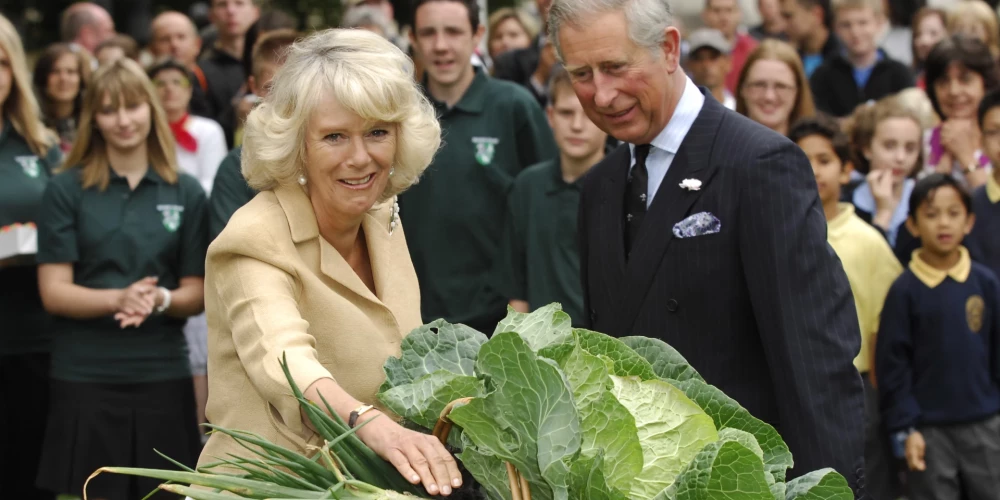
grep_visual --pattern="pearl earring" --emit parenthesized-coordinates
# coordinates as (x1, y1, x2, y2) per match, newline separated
(389, 196, 400, 235)
(298, 173, 307, 186)
(389, 167, 396, 177)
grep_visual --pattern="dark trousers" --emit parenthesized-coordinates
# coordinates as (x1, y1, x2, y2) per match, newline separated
(0, 353, 54, 500)
(862, 374, 903, 500)
(908, 414, 1000, 500)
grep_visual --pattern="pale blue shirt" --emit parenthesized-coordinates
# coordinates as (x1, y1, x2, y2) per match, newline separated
(629, 77, 705, 208)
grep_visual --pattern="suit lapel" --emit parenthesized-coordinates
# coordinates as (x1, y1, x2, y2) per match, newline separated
(613, 97, 726, 335)
(598, 146, 631, 285)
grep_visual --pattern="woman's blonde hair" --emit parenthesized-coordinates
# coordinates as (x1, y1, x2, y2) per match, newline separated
(947, 1, 1000, 58)
(60, 58, 178, 190)
(487, 9, 539, 52)
(735, 39, 816, 130)
(0, 13, 57, 157)
(844, 95, 925, 175)
(242, 28, 440, 201)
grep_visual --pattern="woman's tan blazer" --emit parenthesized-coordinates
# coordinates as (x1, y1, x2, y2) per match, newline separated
(197, 183, 422, 467)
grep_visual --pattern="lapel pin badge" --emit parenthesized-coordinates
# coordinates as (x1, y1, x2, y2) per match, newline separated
(679, 178, 702, 191)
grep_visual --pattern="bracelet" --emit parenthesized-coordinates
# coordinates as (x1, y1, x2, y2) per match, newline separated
(348, 404, 376, 428)
(154, 287, 171, 315)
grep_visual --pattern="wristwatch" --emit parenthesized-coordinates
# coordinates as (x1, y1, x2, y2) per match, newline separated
(349, 404, 376, 428)
(154, 287, 171, 315)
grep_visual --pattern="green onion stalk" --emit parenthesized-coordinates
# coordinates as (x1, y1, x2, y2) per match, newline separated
(85, 354, 427, 500)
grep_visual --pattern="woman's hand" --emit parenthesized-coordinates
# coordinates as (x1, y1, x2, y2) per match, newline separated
(355, 412, 462, 496)
(905, 431, 927, 472)
(114, 276, 159, 327)
(940, 120, 981, 167)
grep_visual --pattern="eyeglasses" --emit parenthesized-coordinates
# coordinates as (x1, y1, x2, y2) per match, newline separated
(153, 78, 191, 89)
(743, 80, 797, 98)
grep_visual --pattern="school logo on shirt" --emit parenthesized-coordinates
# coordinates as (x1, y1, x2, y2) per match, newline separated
(471, 137, 499, 166)
(157, 204, 184, 233)
(15, 156, 40, 178)
(967, 295, 985, 334)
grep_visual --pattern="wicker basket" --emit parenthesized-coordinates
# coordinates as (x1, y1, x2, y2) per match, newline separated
(433, 398, 532, 500)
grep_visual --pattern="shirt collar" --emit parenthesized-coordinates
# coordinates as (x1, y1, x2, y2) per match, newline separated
(987, 174, 1000, 204)
(827, 203, 856, 236)
(909, 246, 972, 288)
(110, 166, 164, 185)
(628, 77, 704, 157)
(425, 66, 489, 114)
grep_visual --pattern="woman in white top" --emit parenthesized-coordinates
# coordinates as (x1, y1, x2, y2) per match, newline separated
(149, 59, 227, 440)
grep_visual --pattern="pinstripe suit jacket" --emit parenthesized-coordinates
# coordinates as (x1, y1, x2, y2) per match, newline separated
(579, 94, 866, 495)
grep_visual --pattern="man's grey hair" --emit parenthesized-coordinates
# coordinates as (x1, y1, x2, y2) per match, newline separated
(547, 0, 673, 60)
(341, 5, 392, 36)
(61, 4, 96, 42)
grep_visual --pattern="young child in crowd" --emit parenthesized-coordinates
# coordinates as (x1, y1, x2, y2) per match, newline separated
(970, 89, 1000, 280)
(809, 0, 914, 118)
(876, 174, 1000, 500)
(789, 116, 903, 500)
(496, 67, 607, 327)
(847, 96, 924, 251)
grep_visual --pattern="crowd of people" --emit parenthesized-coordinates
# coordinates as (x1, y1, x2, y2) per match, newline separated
(0, 0, 998, 499)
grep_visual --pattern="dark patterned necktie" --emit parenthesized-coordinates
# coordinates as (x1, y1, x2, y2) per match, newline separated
(625, 144, 651, 257)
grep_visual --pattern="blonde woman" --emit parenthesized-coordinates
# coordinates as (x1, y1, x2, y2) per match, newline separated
(487, 8, 539, 60)
(0, 12, 62, 500)
(35, 59, 207, 500)
(199, 29, 462, 496)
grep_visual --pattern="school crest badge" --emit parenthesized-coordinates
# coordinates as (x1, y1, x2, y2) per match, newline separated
(157, 204, 184, 233)
(15, 156, 40, 178)
(471, 137, 499, 166)
(967, 295, 985, 334)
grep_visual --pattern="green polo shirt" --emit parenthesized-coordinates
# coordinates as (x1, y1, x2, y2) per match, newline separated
(400, 67, 558, 330)
(0, 120, 62, 355)
(36, 167, 209, 382)
(208, 146, 256, 241)
(496, 159, 586, 326)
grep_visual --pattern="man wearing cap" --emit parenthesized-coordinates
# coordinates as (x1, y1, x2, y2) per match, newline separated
(685, 29, 736, 110)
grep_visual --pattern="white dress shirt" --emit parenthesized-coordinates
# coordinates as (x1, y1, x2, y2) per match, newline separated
(175, 115, 227, 196)
(628, 77, 705, 208)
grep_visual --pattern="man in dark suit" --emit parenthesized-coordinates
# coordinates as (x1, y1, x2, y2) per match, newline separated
(548, 0, 866, 495)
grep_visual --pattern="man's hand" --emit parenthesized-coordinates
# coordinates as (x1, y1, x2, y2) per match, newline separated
(905, 430, 927, 471)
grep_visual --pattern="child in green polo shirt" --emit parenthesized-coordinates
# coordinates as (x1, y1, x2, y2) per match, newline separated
(877, 174, 1000, 500)
(34, 58, 208, 500)
(790, 115, 904, 499)
(496, 68, 607, 326)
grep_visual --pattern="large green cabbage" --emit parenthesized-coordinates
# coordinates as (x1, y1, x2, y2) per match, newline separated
(378, 305, 854, 500)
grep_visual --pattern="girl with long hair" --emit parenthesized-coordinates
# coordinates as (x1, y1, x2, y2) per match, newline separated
(32, 44, 91, 153)
(34, 59, 207, 500)
(736, 39, 816, 136)
(0, 12, 62, 500)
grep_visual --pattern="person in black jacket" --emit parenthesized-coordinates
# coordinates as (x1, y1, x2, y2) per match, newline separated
(492, 0, 552, 108)
(810, 0, 914, 118)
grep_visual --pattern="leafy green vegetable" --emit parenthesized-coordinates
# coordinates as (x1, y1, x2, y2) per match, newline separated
(378, 371, 483, 430)
(620, 336, 704, 382)
(494, 303, 573, 351)
(610, 376, 719, 498)
(560, 346, 643, 491)
(659, 440, 773, 500)
(670, 378, 794, 484)
(784, 469, 854, 500)
(448, 332, 581, 500)
(381, 319, 487, 391)
(377, 304, 855, 500)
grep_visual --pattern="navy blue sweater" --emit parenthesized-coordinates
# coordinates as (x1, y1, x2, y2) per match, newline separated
(967, 187, 1000, 280)
(876, 262, 1000, 432)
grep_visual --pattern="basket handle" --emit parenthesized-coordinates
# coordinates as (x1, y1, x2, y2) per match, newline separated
(434, 398, 531, 500)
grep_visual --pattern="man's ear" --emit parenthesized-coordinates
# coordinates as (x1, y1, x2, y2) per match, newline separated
(546, 104, 555, 129)
(662, 26, 682, 72)
(248, 75, 259, 96)
(965, 213, 977, 235)
(473, 23, 487, 47)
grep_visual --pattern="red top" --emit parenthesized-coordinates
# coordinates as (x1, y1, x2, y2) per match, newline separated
(725, 33, 760, 94)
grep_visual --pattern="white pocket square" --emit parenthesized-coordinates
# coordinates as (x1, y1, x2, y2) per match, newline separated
(673, 212, 721, 238)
